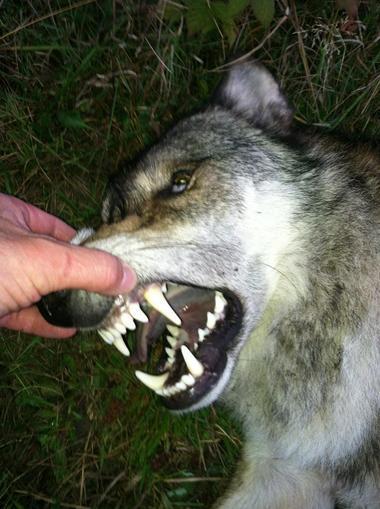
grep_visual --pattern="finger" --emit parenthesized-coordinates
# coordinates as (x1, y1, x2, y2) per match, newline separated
(22, 202, 76, 241)
(8, 196, 76, 242)
(0, 193, 76, 241)
(0, 306, 77, 338)
(31, 238, 137, 296)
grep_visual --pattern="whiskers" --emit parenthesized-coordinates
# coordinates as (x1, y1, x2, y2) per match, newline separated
(261, 262, 299, 294)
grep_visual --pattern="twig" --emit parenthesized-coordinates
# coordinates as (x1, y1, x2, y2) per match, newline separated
(0, 0, 96, 43)
(13, 490, 90, 509)
(144, 37, 172, 73)
(289, 0, 317, 106)
(212, 11, 290, 71)
(97, 472, 141, 505)
(163, 476, 224, 483)
(79, 427, 92, 505)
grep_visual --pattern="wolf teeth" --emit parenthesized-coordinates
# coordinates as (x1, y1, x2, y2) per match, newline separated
(165, 357, 175, 368)
(98, 329, 114, 345)
(181, 345, 204, 378)
(181, 374, 195, 386)
(198, 328, 208, 342)
(165, 347, 175, 358)
(167, 324, 180, 337)
(157, 374, 196, 397)
(113, 336, 130, 356)
(114, 294, 125, 307)
(120, 311, 136, 330)
(206, 311, 217, 330)
(128, 302, 149, 323)
(135, 370, 169, 391)
(175, 380, 187, 391)
(167, 336, 178, 348)
(138, 370, 198, 398)
(108, 327, 123, 342)
(144, 284, 181, 326)
(144, 284, 181, 325)
(114, 322, 127, 335)
(100, 286, 227, 365)
(215, 291, 227, 314)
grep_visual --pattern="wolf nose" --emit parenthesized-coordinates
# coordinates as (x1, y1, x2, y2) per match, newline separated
(38, 289, 115, 329)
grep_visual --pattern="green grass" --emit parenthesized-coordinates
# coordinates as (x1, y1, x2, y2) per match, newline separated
(0, 1, 379, 507)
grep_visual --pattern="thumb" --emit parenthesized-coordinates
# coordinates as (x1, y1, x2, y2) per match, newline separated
(34, 238, 137, 296)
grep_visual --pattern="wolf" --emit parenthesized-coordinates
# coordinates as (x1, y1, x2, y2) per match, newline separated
(38, 62, 380, 508)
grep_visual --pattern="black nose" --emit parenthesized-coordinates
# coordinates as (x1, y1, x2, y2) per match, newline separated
(38, 289, 115, 329)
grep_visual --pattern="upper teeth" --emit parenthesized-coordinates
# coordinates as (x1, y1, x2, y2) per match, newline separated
(165, 347, 175, 358)
(113, 336, 130, 356)
(97, 299, 140, 350)
(215, 291, 227, 314)
(97, 296, 153, 352)
(120, 311, 136, 330)
(98, 329, 114, 345)
(114, 322, 127, 335)
(167, 335, 177, 348)
(143, 284, 181, 326)
(167, 325, 180, 337)
(128, 302, 149, 323)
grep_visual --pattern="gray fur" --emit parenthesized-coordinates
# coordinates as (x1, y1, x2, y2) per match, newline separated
(42, 63, 380, 508)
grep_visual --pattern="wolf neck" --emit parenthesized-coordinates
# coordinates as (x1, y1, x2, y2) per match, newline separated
(226, 153, 379, 427)
(242, 179, 307, 308)
(242, 151, 379, 355)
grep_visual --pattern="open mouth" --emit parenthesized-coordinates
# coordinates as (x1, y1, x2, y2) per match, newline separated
(97, 283, 243, 411)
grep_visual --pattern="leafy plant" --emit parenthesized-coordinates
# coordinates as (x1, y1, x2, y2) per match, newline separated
(252, 0, 275, 28)
(166, 0, 275, 44)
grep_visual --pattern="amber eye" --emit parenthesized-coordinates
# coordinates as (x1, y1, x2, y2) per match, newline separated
(171, 170, 192, 194)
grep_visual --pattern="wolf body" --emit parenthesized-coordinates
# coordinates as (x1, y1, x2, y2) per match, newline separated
(40, 63, 380, 508)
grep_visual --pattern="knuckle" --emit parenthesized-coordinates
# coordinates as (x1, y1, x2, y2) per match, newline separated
(59, 248, 76, 284)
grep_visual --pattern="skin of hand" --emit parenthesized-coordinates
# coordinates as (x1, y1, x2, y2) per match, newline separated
(0, 193, 136, 338)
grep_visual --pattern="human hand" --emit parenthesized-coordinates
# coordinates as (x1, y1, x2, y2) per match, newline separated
(0, 193, 136, 338)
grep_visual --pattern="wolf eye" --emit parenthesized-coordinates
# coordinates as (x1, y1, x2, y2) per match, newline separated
(171, 170, 192, 194)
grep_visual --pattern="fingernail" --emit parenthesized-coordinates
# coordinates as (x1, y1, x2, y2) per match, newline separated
(119, 263, 137, 292)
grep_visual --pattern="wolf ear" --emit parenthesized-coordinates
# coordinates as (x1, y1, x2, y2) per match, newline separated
(212, 61, 293, 135)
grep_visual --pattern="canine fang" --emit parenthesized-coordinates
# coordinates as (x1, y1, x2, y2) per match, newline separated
(135, 370, 169, 391)
(181, 345, 204, 378)
(144, 284, 181, 325)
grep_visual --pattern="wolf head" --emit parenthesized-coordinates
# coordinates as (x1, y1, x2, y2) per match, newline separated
(39, 62, 304, 411)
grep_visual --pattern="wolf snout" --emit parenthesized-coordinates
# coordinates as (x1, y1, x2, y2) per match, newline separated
(38, 289, 115, 329)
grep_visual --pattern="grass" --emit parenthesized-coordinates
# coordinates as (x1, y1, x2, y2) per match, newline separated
(0, 0, 379, 507)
